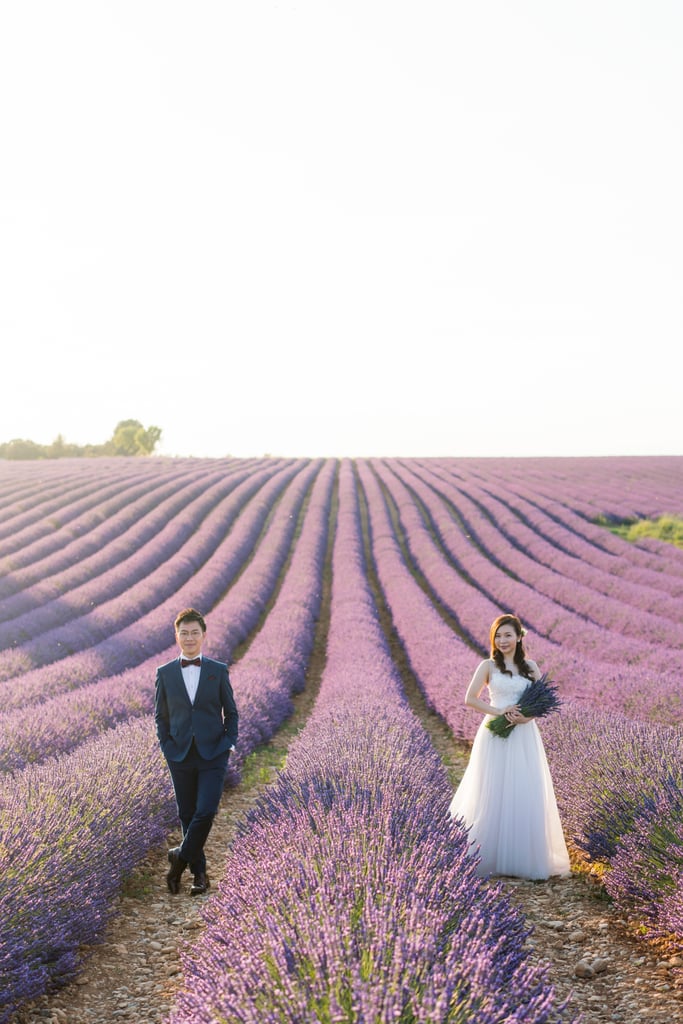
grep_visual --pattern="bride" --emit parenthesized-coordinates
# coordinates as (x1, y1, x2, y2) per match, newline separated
(448, 614, 570, 880)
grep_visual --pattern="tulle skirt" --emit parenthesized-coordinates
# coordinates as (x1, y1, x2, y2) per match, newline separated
(448, 717, 570, 880)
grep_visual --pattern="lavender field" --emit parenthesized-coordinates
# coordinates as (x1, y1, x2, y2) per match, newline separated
(1, 455, 682, 1023)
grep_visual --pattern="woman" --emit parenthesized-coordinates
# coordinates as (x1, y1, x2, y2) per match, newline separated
(448, 614, 570, 880)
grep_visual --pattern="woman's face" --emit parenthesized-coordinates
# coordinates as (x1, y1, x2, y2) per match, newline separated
(494, 624, 519, 657)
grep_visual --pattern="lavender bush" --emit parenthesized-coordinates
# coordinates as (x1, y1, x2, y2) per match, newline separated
(0, 462, 234, 637)
(606, 774, 683, 949)
(0, 720, 176, 1023)
(0, 460, 294, 683)
(0, 460, 304, 704)
(376, 459, 683, 721)
(542, 705, 683, 861)
(0, 461, 321, 771)
(542, 704, 683, 948)
(1, 454, 682, 1017)
(170, 461, 573, 1023)
(0, 463, 335, 1019)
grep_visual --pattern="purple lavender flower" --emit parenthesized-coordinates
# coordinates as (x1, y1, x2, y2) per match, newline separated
(487, 673, 562, 738)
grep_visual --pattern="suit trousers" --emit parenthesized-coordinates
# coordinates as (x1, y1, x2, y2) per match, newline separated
(166, 741, 229, 874)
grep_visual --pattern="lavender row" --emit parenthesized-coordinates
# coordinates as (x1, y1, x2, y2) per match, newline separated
(0, 460, 325, 772)
(361, 457, 675, 730)
(0, 464, 93, 521)
(359, 460, 683, 953)
(375, 461, 683, 721)
(0, 458, 137, 540)
(403, 463, 683, 695)
(364, 460, 683, 951)
(423, 461, 683, 625)
(0, 460, 248, 610)
(0, 719, 177, 1024)
(354, 460, 482, 741)
(0, 460, 273, 669)
(421, 458, 683, 588)
(466, 462, 683, 602)
(404, 461, 683, 648)
(170, 460, 573, 1024)
(0, 458, 179, 561)
(0, 459, 261, 592)
(446, 459, 683, 586)
(0, 460, 288, 683)
(0, 461, 204, 598)
(518, 457, 683, 534)
(217, 458, 336, 763)
(0, 461, 252, 640)
(0, 465, 337, 1019)
(0, 461, 304, 706)
(455, 455, 683, 530)
(541, 705, 683, 952)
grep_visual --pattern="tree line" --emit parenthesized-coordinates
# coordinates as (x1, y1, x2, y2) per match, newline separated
(0, 420, 162, 460)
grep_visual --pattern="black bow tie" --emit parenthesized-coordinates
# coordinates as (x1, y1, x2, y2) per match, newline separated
(181, 657, 201, 667)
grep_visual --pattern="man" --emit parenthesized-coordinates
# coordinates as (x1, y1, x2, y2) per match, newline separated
(154, 608, 238, 896)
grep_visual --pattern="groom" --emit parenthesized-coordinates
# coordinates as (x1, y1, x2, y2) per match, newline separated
(154, 608, 238, 896)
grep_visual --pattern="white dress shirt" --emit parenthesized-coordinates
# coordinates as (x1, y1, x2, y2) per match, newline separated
(180, 656, 201, 705)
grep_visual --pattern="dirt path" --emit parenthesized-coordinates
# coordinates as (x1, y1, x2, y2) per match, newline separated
(499, 872, 683, 1023)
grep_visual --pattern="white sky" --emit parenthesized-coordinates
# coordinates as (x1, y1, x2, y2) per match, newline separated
(1, 1, 681, 458)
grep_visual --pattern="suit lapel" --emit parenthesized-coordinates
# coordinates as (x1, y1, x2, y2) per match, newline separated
(194, 658, 210, 704)
(174, 660, 193, 705)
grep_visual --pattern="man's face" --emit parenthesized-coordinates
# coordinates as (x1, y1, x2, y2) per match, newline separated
(176, 620, 206, 658)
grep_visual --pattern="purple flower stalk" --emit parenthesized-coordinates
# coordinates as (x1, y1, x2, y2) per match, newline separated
(487, 673, 562, 738)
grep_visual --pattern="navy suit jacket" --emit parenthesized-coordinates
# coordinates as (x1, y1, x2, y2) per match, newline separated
(154, 655, 239, 762)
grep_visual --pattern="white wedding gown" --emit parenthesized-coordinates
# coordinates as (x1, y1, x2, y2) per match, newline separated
(448, 670, 570, 880)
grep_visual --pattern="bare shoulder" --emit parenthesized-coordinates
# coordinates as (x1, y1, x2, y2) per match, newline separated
(473, 658, 494, 683)
(527, 659, 541, 680)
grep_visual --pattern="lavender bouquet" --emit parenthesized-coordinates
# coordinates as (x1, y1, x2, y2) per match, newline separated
(487, 672, 562, 739)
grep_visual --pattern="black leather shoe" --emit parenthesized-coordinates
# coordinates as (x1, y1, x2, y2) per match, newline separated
(190, 872, 210, 896)
(166, 847, 187, 894)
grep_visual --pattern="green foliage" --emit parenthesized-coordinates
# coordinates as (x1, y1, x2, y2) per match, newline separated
(596, 513, 683, 550)
(626, 514, 683, 548)
(0, 438, 45, 459)
(108, 419, 162, 456)
(0, 420, 162, 460)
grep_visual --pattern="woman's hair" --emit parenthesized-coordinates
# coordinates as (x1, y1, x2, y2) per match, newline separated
(489, 614, 534, 678)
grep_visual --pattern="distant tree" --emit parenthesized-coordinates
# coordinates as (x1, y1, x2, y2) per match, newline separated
(0, 438, 46, 460)
(81, 443, 108, 457)
(47, 434, 83, 459)
(0, 421, 163, 459)
(108, 419, 162, 456)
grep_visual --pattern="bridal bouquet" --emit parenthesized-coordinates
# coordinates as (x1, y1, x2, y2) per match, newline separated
(486, 673, 562, 739)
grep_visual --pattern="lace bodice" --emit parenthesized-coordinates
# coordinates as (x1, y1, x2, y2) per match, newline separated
(487, 670, 528, 709)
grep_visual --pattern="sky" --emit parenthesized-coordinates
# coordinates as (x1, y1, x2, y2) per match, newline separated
(1, 1, 682, 459)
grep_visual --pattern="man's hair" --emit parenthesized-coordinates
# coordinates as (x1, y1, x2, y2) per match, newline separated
(174, 608, 207, 632)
